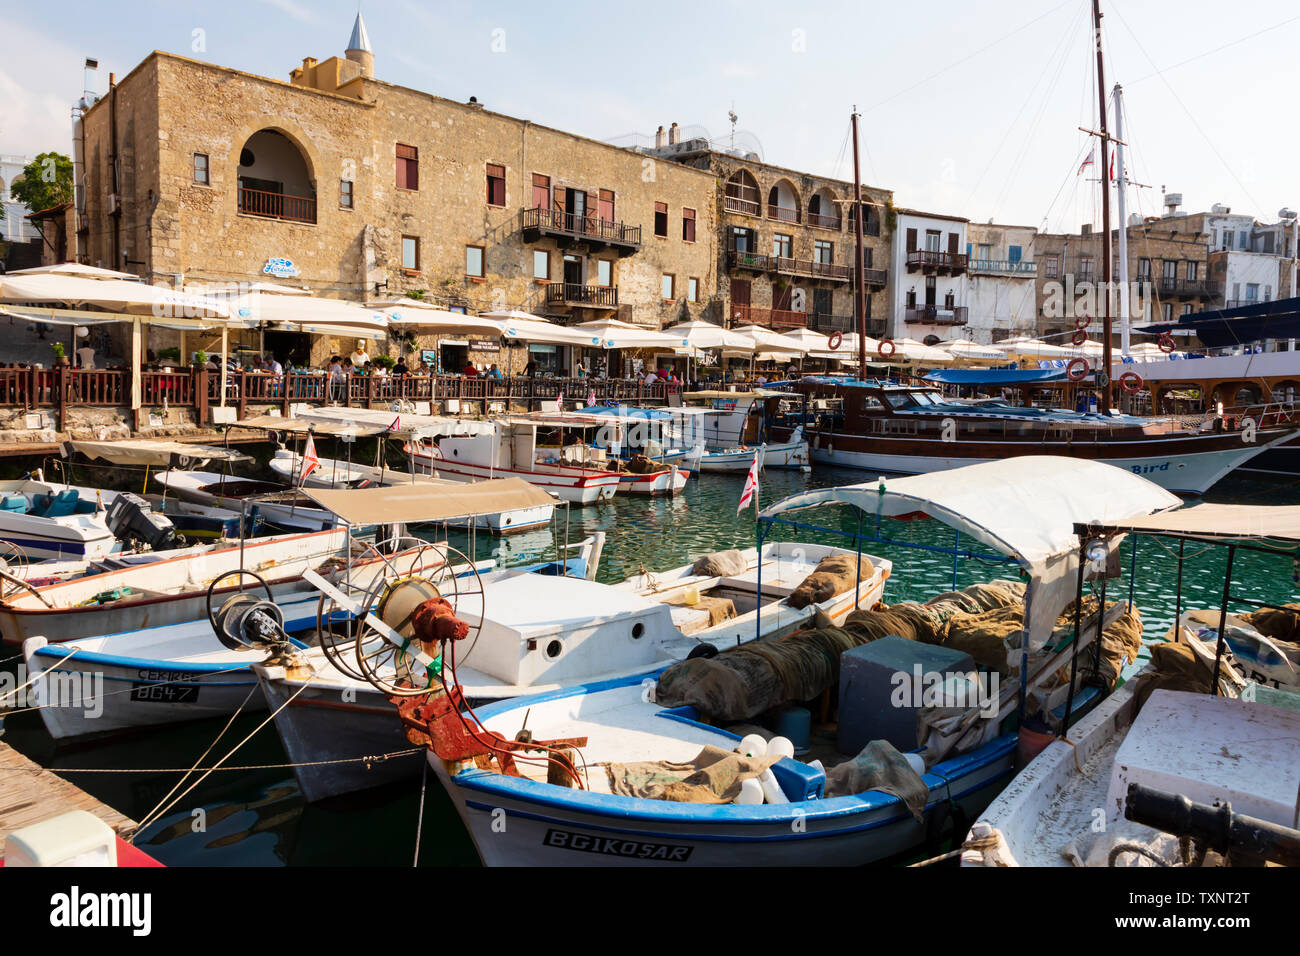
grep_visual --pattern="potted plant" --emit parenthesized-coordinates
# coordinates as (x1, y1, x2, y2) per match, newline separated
(50, 342, 68, 367)
(374, 354, 396, 370)
(194, 350, 208, 368)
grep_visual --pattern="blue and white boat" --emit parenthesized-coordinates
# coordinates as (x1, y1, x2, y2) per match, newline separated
(0, 478, 170, 562)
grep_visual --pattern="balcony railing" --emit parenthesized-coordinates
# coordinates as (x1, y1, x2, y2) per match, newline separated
(857, 267, 889, 288)
(808, 313, 853, 333)
(731, 305, 807, 330)
(969, 258, 1037, 275)
(904, 305, 969, 326)
(906, 250, 968, 274)
(767, 204, 801, 224)
(727, 249, 770, 272)
(544, 282, 619, 308)
(724, 194, 762, 216)
(773, 256, 852, 282)
(237, 186, 317, 224)
(521, 206, 641, 252)
(807, 212, 842, 230)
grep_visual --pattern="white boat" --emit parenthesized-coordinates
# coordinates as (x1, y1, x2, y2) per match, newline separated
(267, 448, 555, 534)
(257, 538, 888, 802)
(0, 478, 172, 562)
(410, 434, 621, 505)
(153, 470, 338, 532)
(0, 527, 350, 645)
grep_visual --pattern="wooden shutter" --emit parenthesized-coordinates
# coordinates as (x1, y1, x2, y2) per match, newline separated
(532, 174, 550, 210)
(683, 207, 696, 242)
(486, 163, 505, 205)
(552, 185, 566, 214)
(948, 232, 959, 255)
(396, 144, 418, 190)
(599, 189, 615, 222)
(906, 228, 917, 253)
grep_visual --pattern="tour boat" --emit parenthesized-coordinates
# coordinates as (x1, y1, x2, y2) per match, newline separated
(408, 432, 621, 505)
(153, 470, 339, 532)
(772, 376, 1299, 495)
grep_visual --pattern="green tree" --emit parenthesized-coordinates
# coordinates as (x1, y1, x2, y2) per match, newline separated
(10, 152, 74, 214)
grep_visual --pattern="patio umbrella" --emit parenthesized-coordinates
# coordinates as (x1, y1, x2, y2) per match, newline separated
(7, 263, 144, 281)
(572, 318, 691, 351)
(936, 338, 1007, 362)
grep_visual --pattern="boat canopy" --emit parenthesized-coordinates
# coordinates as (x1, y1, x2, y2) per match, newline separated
(1136, 296, 1300, 347)
(1078, 502, 1300, 546)
(302, 477, 555, 524)
(234, 414, 393, 437)
(65, 439, 253, 466)
(293, 406, 497, 439)
(923, 368, 1069, 386)
(758, 456, 1180, 649)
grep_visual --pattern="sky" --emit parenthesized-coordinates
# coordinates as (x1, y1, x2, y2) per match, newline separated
(4, 0, 1298, 230)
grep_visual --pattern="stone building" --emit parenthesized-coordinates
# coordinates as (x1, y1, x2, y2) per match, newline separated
(73, 13, 718, 373)
(1033, 217, 1213, 341)
(964, 222, 1038, 344)
(644, 133, 893, 337)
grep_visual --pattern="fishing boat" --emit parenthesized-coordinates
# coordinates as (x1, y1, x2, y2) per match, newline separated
(247, 482, 888, 801)
(396, 456, 1179, 866)
(153, 471, 339, 532)
(772, 375, 1298, 495)
(144, 494, 264, 540)
(963, 500, 1300, 868)
(0, 527, 350, 645)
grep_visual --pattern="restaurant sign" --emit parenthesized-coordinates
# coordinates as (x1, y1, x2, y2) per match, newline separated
(469, 339, 501, 353)
(263, 257, 301, 278)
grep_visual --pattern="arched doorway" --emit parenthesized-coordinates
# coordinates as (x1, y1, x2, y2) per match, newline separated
(236, 129, 317, 223)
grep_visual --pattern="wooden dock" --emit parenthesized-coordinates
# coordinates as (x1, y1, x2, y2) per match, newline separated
(0, 740, 136, 843)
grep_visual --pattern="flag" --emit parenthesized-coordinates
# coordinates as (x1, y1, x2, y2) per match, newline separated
(301, 434, 320, 481)
(737, 449, 760, 515)
(388, 416, 401, 431)
(1078, 150, 1095, 175)
(556, 390, 564, 408)
(587, 388, 596, 407)
(1109, 148, 1116, 183)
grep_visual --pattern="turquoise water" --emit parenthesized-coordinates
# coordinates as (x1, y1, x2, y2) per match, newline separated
(2, 465, 1298, 866)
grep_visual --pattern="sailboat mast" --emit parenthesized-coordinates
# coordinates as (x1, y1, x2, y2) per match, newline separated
(1092, 0, 1114, 412)
(851, 108, 867, 372)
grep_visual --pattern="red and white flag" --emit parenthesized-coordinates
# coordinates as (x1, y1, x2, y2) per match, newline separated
(556, 390, 564, 408)
(301, 433, 320, 481)
(1078, 149, 1095, 175)
(1109, 147, 1116, 183)
(737, 449, 760, 515)
(587, 388, 596, 407)
(388, 416, 401, 431)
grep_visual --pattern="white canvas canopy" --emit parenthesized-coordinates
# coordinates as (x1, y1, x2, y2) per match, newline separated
(572, 318, 691, 351)
(0, 273, 229, 319)
(478, 311, 602, 347)
(7, 263, 144, 281)
(378, 300, 506, 337)
(662, 319, 754, 352)
(937, 339, 1008, 362)
(758, 456, 1180, 649)
(998, 337, 1075, 360)
(730, 324, 808, 356)
(221, 292, 389, 333)
(293, 405, 497, 439)
(67, 438, 253, 466)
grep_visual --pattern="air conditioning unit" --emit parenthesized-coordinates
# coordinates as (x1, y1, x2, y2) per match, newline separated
(107, 193, 120, 214)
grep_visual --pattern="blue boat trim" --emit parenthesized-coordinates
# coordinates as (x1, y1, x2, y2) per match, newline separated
(33, 635, 309, 672)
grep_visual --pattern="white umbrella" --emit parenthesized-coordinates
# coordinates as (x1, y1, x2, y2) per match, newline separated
(0, 273, 229, 319)
(480, 309, 549, 323)
(381, 301, 507, 337)
(572, 318, 691, 351)
(730, 324, 808, 355)
(998, 337, 1075, 359)
(662, 319, 754, 352)
(937, 338, 1007, 362)
(7, 263, 143, 281)
(892, 338, 955, 364)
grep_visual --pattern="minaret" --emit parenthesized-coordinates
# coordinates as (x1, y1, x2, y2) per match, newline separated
(346, 10, 373, 78)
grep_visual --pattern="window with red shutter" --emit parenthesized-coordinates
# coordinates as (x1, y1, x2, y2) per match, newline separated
(682, 207, 696, 242)
(654, 201, 668, 238)
(599, 189, 615, 223)
(532, 173, 550, 210)
(487, 164, 506, 206)
(396, 144, 418, 190)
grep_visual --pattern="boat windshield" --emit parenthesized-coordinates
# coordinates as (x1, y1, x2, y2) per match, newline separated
(883, 392, 918, 410)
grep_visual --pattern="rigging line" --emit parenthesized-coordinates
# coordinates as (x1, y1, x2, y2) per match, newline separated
(1128, 13, 1300, 85)
(962, 0, 1085, 216)
(859, 0, 1077, 115)
(990, 1, 1089, 221)
(1108, 1, 1265, 214)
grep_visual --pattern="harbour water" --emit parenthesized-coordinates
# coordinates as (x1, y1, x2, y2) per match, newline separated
(1, 463, 1297, 866)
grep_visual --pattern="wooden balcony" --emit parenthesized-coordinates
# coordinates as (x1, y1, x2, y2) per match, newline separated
(767, 204, 801, 224)
(520, 207, 641, 256)
(906, 250, 968, 275)
(724, 194, 762, 217)
(857, 267, 889, 288)
(237, 186, 316, 224)
(969, 258, 1037, 275)
(727, 249, 770, 273)
(731, 305, 807, 330)
(904, 305, 969, 326)
(544, 282, 619, 309)
(772, 256, 851, 282)
(807, 212, 842, 231)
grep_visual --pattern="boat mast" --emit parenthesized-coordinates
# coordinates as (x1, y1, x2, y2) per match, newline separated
(1092, 0, 1115, 412)
(1114, 83, 1130, 359)
(851, 107, 867, 373)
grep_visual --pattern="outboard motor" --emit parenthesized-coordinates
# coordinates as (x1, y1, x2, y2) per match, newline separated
(105, 493, 180, 551)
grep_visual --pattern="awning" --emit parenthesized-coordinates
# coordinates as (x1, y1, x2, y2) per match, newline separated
(302, 477, 556, 524)
(758, 456, 1180, 649)
(65, 439, 253, 466)
(233, 415, 394, 437)
(1079, 502, 1300, 545)
(1136, 296, 1300, 347)
(292, 405, 498, 439)
(0, 274, 229, 319)
(924, 368, 1069, 386)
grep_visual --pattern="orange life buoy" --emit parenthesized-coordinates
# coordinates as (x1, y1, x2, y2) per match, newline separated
(878, 338, 897, 359)
(828, 330, 843, 351)
(1066, 357, 1090, 382)
(1120, 371, 1144, 394)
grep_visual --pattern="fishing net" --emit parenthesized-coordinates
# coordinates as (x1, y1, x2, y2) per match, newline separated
(1130, 635, 1245, 710)
(603, 744, 780, 803)
(787, 554, 875, 609)
(691, 549, 747, 577)
(824, 740, 929, 822)
(1243, 603, 1300, 645)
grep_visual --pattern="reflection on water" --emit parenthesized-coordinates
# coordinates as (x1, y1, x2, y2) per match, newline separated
(2, 466, 1297, 866)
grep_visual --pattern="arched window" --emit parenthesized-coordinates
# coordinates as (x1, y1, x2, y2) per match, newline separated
(236, 129, 316, 223)
(724, 170, 760, 216)
(767, 179, 800, 224)
(808, 188, 840, 229)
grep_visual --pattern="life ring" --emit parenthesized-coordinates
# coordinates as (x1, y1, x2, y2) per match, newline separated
(1157, 333, 1176, 354)
(1075, 314, 1091, 331)
(827, 330, 843, 351)
(1119, 371, 1144, 394)
(1066, 357, 1090, 382)
(878, 338, 897, 359)
(1072, 329, 1088, 346)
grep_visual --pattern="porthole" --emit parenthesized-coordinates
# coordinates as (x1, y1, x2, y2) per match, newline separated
(631, 622, 645, 639)
(545, 639, 563, 659)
